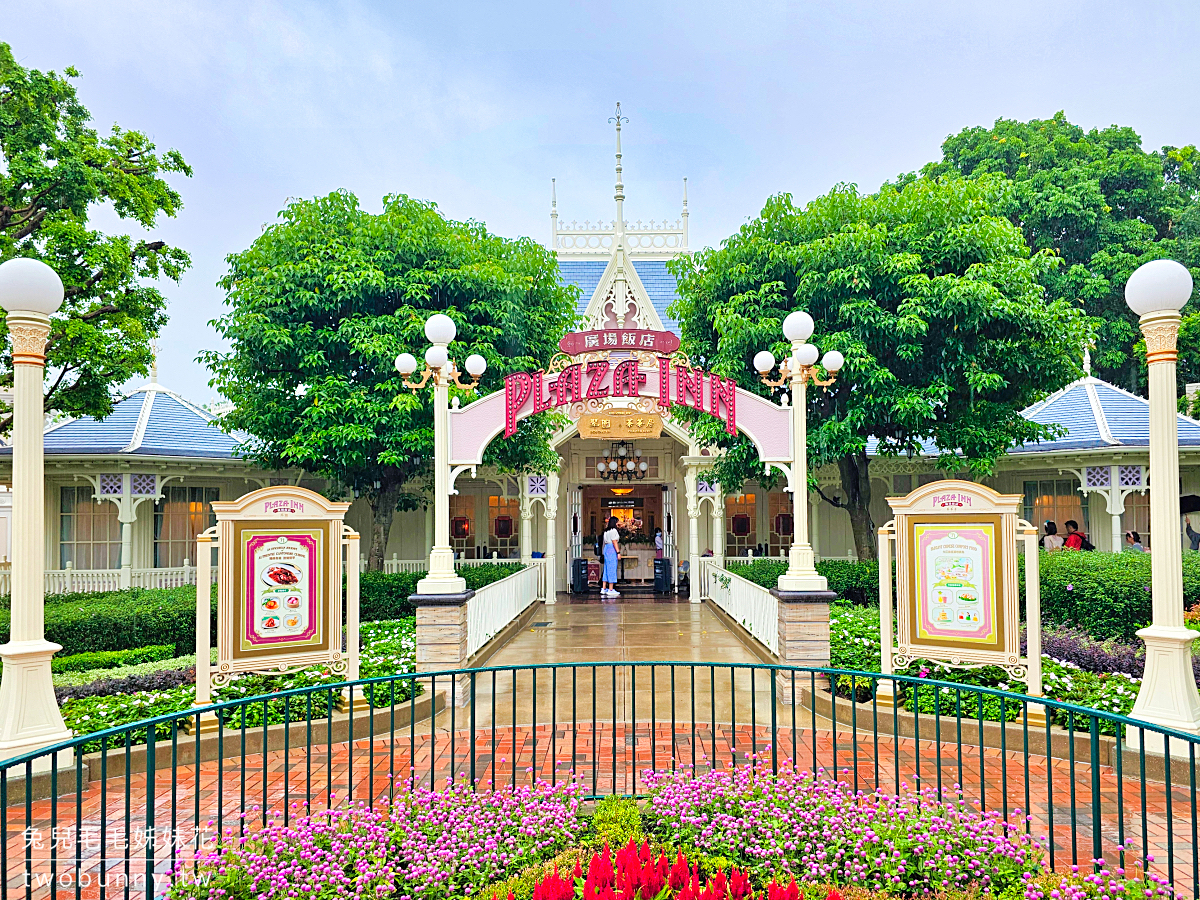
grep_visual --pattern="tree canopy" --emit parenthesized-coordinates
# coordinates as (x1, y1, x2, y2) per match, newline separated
(204, 190, 579, 568)
(669, 176, 1089, 558)
(920, 112, 1199, 394)
(0, 42, 191, 429)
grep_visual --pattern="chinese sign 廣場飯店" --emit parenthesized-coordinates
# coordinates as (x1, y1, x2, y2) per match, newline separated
(241, 531, 323, 652)
(912, 524, 999, 646)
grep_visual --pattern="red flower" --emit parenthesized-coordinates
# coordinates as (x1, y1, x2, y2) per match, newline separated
(668, 851, 690, 892)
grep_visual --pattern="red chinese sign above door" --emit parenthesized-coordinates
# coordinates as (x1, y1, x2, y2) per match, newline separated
(558, 328, 680, 356)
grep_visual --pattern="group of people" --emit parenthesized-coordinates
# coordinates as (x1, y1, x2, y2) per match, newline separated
(1041, 519, 1145, 552)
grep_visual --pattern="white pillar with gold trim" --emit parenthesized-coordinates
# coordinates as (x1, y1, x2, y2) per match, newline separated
(0, 259, 73, 766)
(1125, 260, 1200, 740)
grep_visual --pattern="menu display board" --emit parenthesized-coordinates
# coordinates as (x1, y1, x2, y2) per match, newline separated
(241, 529, 323, 651)
(878, 481, 1041, 701)
(911, 523, 1000, 648)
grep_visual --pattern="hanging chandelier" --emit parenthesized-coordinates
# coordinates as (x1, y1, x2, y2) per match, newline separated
(597, 440, 647, 481)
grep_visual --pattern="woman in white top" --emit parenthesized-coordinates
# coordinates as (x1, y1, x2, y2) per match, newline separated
(601, 516, 621, 598)
(654, 527, 664, 560)
(1042, 521, 1064, 551)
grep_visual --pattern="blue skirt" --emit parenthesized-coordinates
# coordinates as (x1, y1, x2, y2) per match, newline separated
(602, 545, 619, 582)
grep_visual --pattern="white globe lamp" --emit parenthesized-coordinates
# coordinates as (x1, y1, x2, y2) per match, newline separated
(753, 350, 776, 374)
(395, 353, 418, 376)
(424, 313, 457, 346)
(1125, 259, 1194, 317)
(793, 343, 820, 368)
(424, 345, 449, 369)
(464, 354, 487, 378)
(821, 350, 845, 373)
(0, 258, 65, 315)
(782, 310, 814, 343)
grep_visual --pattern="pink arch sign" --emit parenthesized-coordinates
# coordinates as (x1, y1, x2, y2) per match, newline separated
(448, 362, 791, 467)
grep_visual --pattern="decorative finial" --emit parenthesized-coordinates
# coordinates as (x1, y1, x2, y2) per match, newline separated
(1083, 344, 1092, 376)
(681, 177, 689, 249)
(150, 339, 158, 383)
(610, 102, 626, 225)
(551, 178, 557, 210)
(549, 178, 558, 247)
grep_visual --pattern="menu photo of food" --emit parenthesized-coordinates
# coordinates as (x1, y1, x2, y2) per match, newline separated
(249, 534, 316, 642)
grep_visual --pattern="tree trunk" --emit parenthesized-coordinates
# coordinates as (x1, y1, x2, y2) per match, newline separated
(837, 449, 876, 561)
(367, 482, 404, 571)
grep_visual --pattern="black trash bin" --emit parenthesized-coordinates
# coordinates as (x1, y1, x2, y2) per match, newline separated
(571, 557, 588, 594)
(654, 557, 673, 593)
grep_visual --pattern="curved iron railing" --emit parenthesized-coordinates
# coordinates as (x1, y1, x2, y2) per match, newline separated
(2, 663, 1198, 899)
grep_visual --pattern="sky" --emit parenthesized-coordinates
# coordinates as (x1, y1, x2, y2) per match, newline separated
(3, 0, 1200, 404)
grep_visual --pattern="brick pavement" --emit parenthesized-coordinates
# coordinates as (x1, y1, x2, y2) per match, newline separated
(2, 718, 1194, 900)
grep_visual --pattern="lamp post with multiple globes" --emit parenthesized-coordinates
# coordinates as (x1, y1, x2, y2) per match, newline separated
(1124, 259, 1200, 741)
(0, 258, 73, 766)
(395, 313, 486, 596)
(754, 310, 844, 592)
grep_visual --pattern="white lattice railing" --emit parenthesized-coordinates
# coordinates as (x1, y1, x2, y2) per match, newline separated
(465, 562, 545, 659)
(0, 563, 220, 597)
(700, 559, 778, 656)
(379, 556, 522, 574)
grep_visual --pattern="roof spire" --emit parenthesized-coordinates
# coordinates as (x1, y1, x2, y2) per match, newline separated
(681, 177, 689, 249)
(150, 339, 158, 384)
(609, 102, 628, 238)
(550, 178, 558, 248)
(1083, 343, 1092, 376)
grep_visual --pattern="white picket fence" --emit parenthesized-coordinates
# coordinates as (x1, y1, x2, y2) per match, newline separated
(699, 558, 778, 655)
(379, 555, 519, 574)
(465, 560, 545, 659)
(0, 562, 219, 596)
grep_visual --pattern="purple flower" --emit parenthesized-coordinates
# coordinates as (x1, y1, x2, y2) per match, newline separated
(1066, 584, 1074, 592)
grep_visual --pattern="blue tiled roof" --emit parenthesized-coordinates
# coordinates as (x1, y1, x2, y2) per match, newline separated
(865, 376, 1200, 459)
(557, 260, 607, 318)
(0, 384, 244, 459)
(631, 260, 680, 334)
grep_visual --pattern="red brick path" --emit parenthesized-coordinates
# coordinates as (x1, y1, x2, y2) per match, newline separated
(3, 721, 1194, 900)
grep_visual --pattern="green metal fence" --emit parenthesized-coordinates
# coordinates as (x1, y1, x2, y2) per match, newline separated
(1, 663, 1196, 898)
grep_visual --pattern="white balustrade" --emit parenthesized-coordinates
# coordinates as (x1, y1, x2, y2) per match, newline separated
(700, 559, 779, 656)
(465, 562, 543, 659)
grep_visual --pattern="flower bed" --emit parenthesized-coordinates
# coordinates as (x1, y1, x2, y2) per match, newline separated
(166, 766, 1171, 900)
(828, 603, 1148, 732)
(61, 618, 419, 753)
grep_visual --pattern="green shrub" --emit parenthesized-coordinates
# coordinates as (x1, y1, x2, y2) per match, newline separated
(359, 571, 421, 620)
(589, 795, 643, 849)
(1033, 550, 1200, 642)
(726, 558, 880, 605)
(53, 645, 176, 673)
(0, 586, 218, 657)
(462, 563, 524, 590)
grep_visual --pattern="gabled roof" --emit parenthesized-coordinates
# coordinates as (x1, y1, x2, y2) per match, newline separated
(556, 257, 682, 335)
(4, 383, 245, 459)
(865, 374, 1200, 460)
(1013, 375, 1200, 452)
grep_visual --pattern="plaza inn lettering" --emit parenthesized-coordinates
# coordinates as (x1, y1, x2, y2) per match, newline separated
(503, 357, 737, 438)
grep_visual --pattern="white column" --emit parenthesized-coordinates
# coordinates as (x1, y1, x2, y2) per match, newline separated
(424, 502, 434, 560)
(810, 497, 821, 560)
(0, 310, 72, 765)
(684, 466, 701, 603)
(778, 357, 829, 592)
(1130, 308, 1200, 737)
(543, 471, 560, 599)
(119, 506, 134, 589)
(1108, 468, 1123, 554)
(417, 355, 466, 595)
(712, 499, 725, 566)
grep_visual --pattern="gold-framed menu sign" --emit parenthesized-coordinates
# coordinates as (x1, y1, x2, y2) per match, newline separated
(876, 480, 1043, 715)
(193, 486, 360, 727)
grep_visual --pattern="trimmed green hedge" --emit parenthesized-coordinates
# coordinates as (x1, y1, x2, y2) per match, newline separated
(0, 565, 528, 658)
(726, 558, 879, 605)
(730, 551, 1200, 643)
(53, 645, 176, 673)
(1033, 550, 1200, 642)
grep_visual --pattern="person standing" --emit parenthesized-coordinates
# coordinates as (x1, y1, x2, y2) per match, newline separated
(1063, 520, 1086, 551)
(654, 527, 664, 560)
(1042, 521, 1064, 551)
(1187, 517, 1200, 552)
(601, 516, 621, 599)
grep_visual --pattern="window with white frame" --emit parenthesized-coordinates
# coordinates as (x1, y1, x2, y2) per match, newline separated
(154, 486, 220, 568)
(1023, 479, 1089, 538)
(60, 486, 121, 569)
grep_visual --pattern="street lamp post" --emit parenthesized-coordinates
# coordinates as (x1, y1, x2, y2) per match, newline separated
(0, 258, 73, 766)
(395, 313, 486, 596)
(754, 310, 844, 592)
(1125, 259, 1200, 741)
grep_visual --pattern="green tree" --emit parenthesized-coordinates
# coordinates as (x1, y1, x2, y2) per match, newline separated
(0, 43, 192, 429)
(669, 177, 1089, 559)
(204, 190, 578, 569)
(921, 112, 1199, 394)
